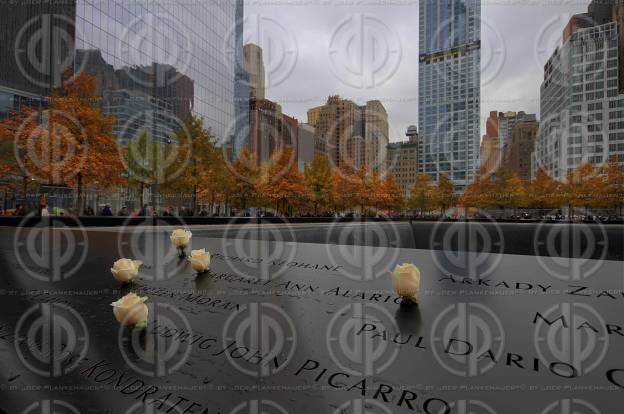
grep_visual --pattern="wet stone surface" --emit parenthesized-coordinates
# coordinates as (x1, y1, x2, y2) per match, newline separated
(0, 227, 623, 414)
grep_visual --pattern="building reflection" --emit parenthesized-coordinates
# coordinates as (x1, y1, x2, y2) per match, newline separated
(77, 48, 195, 144)
(1, 0, 245, 145)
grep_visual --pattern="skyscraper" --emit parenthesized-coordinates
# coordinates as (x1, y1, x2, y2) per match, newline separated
(0, 1, 246, 145)
(502, 119, 539, 182)
(233, 0, 250, 158)
(418, 0, 481, 188)
(243, 44, 266, 100)
(307, 96, 389, 171)
(479, 111, 500, 175)
(498, 111, 537, 161)
(536, 1, 624, 180)
(387, 126, 423, 196)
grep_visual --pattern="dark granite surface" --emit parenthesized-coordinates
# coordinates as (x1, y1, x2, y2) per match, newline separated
(0, 226, 623, 413)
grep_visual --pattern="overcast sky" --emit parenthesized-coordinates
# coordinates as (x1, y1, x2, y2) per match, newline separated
(244, 0, 589, 142)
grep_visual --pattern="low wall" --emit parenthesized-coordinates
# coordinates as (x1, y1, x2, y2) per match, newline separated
(1, 216, 621, 261)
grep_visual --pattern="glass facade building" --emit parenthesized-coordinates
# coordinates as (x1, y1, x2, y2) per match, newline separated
(537, 21, 624, 180)
(0, 3, 78, 117)
(0, 0, 246, 145)
(418, 0, 481, 187)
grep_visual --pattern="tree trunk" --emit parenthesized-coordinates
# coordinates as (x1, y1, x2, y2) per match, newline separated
(22, 176, 28, 201)
(76, 173, 84, 214)
(224, 191, 230, 217)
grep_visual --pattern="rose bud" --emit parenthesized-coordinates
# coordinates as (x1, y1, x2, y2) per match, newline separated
(111, 293, 149, 327)
(170, 228, 192, 248)
(391, 263, 421, 303)
(110, 258, 142, 284)
(188, 249, 211, 273)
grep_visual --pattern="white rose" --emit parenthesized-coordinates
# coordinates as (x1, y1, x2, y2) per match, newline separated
(110, 259, 142, 284)
(188, 249, 211, 273)
(111, 293, 149, 327)
(170, 228, 192, 248)
(391, 263, 421, 302)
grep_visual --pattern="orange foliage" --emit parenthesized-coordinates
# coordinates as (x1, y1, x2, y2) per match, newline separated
(256, 146, 311, 213)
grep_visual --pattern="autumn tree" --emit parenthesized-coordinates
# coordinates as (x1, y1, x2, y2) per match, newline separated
(122, 130, 165, 207)
(256, 146, 311, 215)
(230, 148, 260, 210)
(490, 169, 526, 214)
(505, 173, 526, 215)
(162, 113, 217, 213)
(355, 166, 374, 213)
(0, 138, 17, 192)
(366, 170, 384, 212)
(460, 175, 492, 210)
(379, 174, 404, 213)
(562, 163, 602, 215)
(334, 163, 360, 213)
(409, 173, 435, 216)
(202, 150, 236, 215)
(432, 174, 458, 214)
(49, 72, 125, 211)
(526, 167, 561, 213)
(365, 170, 403, 214)
(0, 107, 42, 195)
(304, 154, 335, 214)
(490, 169, 509, 209)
